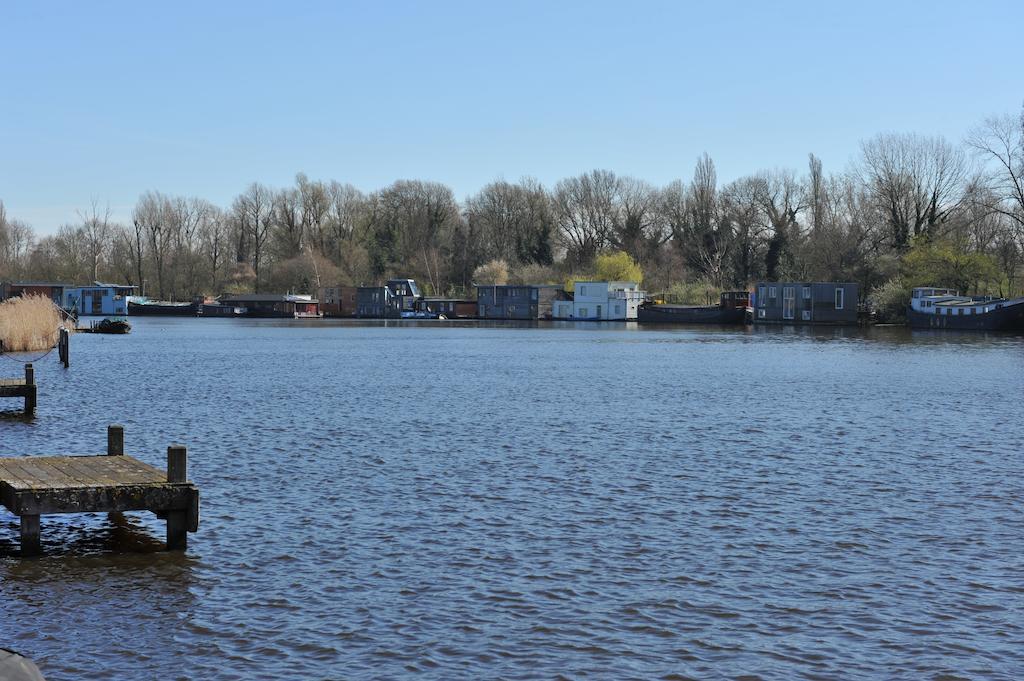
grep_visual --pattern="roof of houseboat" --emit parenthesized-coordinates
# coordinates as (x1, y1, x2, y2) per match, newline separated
(219, 294, 318, 303)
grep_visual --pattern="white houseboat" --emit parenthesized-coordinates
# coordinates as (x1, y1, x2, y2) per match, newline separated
(908, 287, 1024, 331)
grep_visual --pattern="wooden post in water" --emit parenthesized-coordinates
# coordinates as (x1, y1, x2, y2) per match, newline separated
(105, 423, 127, 520)
(107, 425, 124, 455)
(24, 363, 35, 415)
(58, 327, 69, 368)
(21, 514, 40, 556)
(166, 445, 188, 550)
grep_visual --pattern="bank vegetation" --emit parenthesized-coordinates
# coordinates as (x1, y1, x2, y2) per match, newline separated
(2, 108, 1022, 317)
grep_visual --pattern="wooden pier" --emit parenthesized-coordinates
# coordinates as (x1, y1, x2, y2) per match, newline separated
(0, 363, 36, 415)
(0, 425, 200, 555)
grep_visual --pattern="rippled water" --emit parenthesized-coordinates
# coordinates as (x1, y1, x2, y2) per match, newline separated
(1, 319, 1023, 680)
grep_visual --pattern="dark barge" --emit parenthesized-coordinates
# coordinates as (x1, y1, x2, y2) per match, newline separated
(638, 291, 749, 324)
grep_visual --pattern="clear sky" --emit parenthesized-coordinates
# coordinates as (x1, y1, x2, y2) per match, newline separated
(2, 0, 1022, 234)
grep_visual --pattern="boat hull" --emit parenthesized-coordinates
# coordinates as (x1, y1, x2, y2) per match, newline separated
(128, 301, 198, 316)
(907, 301, 1024, 331)
(637, 304, 746, 324)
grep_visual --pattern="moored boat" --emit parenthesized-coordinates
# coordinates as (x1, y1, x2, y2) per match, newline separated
(907, 287, 1024, 331)
(128, 299, 198, 316)
(638, 291, 750, 324)
(81, 318, 131, 334)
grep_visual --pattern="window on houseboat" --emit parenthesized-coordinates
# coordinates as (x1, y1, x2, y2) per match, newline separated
(802, 286, 811, 300)
(769, 286, 777, 299)
(758, 286, 766, 307)
(835, 288, 844, 309)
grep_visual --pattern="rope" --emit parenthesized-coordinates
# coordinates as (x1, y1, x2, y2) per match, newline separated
(0, 345, 56, 364)
(0, 327, 64, 364)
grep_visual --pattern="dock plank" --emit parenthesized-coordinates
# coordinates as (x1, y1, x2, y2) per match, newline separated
(4, 458, 82, 489)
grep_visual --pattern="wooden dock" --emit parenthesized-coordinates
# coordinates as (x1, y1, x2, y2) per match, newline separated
(0, 364, 36, 415)
(0, 425, 199, 555)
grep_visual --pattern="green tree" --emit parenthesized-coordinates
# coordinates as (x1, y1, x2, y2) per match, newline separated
(594, 250, 643, 284)
(901, 239, 1000, 294)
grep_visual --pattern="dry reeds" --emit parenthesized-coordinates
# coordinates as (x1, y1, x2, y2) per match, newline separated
(0, 295, 72, 353)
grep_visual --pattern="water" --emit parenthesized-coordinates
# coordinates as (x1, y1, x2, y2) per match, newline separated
(2, 319, 1023, 680)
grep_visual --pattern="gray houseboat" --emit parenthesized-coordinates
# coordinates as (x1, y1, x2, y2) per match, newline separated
(477, 285, 565, 320)
(753, 282, 858, 325)
(355, 279, 422, 318)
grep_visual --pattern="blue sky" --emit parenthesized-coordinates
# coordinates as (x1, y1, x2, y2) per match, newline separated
(1, 0, 1021, 234)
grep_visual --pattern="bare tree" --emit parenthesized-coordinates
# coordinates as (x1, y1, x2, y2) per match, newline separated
(613, 177, 663, 265)
(759, 169, 805, 280)
(76, 199, 113, 282)
(553, 169, 618, 267)
(0, 201, 36, 279)
(669, 154, 731, 286)
(465, 178, 554, 267)
(133, 192, 174, 298)
(272, 187, 304, 260)
(232, 183, 275, 292)
(967, 112, 1024, 235)
(860, 132, 969, 249)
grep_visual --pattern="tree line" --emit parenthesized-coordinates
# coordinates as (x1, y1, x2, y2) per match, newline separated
(2, 108, 1022, 309)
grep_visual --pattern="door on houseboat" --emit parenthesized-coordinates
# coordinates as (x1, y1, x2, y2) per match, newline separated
(782, 287, 795, 320)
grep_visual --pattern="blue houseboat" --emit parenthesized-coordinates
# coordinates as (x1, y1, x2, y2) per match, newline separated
(64, 282, 137, 316)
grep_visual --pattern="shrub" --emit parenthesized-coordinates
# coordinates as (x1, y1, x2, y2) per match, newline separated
(509, 263, 560, 285)
(472, 259, 509, 285)
(871, 277, 913, 323)
(662, 280, 721, 305)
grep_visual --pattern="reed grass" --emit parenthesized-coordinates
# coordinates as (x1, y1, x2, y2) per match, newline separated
(0, 295, 72, 353)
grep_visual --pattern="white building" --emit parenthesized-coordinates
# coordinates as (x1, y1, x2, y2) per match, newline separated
(552, 281, 646, 321)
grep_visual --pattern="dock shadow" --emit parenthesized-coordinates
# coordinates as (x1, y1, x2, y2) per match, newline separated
(0, 510, 173, 558)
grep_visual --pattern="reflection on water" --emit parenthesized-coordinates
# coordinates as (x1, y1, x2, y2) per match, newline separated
(1, 318, 1022, 680)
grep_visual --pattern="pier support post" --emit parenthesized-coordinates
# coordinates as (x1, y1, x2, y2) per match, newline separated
(107, 425, 124, 455)
(24, 364, 35, 415)
(59, 328, 69, 368)
(166, 445, 188, 550)
(20, 515, 40, 556)
(106, 424, 126, 520)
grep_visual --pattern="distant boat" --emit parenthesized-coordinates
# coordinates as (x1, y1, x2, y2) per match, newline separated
(80, 318, 131, 334)
(638, 291, 750, 324)
(907, 287, 1024, 331)
(128, 298, 197, 316)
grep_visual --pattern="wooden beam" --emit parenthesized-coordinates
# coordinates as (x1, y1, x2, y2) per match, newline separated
(107, 425, 124, 456)
(24, 363, 35, 415)
(20, 514, 40, 556)
(166, 445, 188, 550)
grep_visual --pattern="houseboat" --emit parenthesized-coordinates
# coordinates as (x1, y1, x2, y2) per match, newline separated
(907, 287, 1024, 331)
(477, 285, 567, 320)
(638, 291, 749, 324)
(414, 298, 477, 319)
(752, 282, 858, 325)
(552, 282, 647, 321)
(0, 281, 70, 307)
(217, 294, 322, 318)
(63, 282, 137, 316)
(128, 297, 198, 316)
(319, 285, 358, 317)
(356, 279, 421, 318)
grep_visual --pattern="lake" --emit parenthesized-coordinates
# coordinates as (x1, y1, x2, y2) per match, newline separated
(2, 319, 1023, 680)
